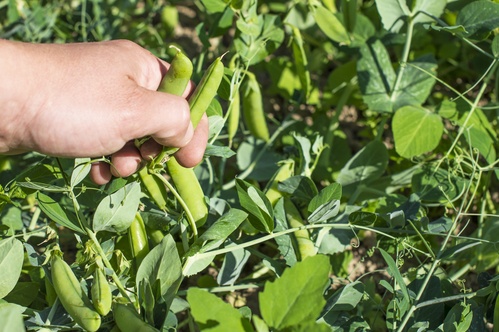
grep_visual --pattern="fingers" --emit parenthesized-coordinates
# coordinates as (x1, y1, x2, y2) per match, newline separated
(90, 142, 143, 185)
(128, 87, 195, 149)
(90, 161, 113, 185)
(174, 114, 209, 168)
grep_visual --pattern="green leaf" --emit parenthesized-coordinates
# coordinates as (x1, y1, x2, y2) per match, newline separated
(93, 181, 142, 233)
(217, 247, 251, 286)
(0, 302, 25, 332)
(379, 248, 410, 301)
(374, 0, 410, 32)
(187, 288, 254, 332)
(357, 39, 396, 112)
(70, 158, 91, 188)
(375, 0, 446, 33)
(234, 14, 284, 66)
(313, 5, 350, 44)
(308, 183, 342, 213)
(278, 176, 319, 205)
(3, 282, 39, 307)
(0, 238, 24, 299)
(183, 209, 248, 276)
(455, 1, 499, 39)
(307, 200, 340, 224)
(349, 211, 378, 226)
(36, 192, 85, 234)
(236, 179, 274, 233)
(204, 144, 236, 158)
(336, 140, 388, 195)
(273, 199, 298, 266)
(320, 281, 365, 319)
(412, 165, 466, 203)
(201, 0, 227, 14)
(358, 40, 437, 112)
(259, 255, 330, 330)
(393, 105, 443, 158)
(393, 55, 437, 109)
(438, 100, 497, 164)
(136, 234, 182, 311)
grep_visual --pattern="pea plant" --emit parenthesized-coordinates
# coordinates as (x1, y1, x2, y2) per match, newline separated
(1, 0, 499, 331)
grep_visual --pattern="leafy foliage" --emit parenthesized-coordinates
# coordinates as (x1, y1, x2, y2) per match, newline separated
(1, 0, 499, 331)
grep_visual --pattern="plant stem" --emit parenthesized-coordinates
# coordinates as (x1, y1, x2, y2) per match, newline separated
(153, 173, 198, 240)
(391, 17, 415, 101)
(85, 226, 132, 303)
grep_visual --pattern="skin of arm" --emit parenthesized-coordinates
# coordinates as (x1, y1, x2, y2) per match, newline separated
(0, 39, 208, 184)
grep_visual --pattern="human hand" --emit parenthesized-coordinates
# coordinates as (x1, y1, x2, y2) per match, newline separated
(0, 39, 208, 185)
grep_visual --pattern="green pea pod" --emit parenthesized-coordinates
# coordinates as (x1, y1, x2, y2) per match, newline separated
(51, 253, 101, 332)
(166, 157, 208, 227)
(158, 48, 193, 96)
(147, 228, 165, 247)
(128, 212, 150, 269)
(188, 56, 225, 127)
(265, 159, 295, 207)
(91, 267, 112, 316)
(227, 88, 240, 146)
(242, 71, 270, 142)
(284, 198, 316, 261)
(113, 302, 159, 332)
(139, 167, 168, 211)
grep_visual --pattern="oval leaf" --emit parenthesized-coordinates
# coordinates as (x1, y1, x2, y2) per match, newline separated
(0, 238, 24, 299)
(393, 105, 443, 158)
(93, 182, 142, 233)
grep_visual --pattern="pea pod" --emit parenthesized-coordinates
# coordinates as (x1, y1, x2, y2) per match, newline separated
(158, 48, 193, 96)
(242, 71, 270, 142)
(113, 302, 159, 332)
(51, 252, 101, 332)
(128, 212, 150, 268)
(264, 159, 295, 207)
(284, 198, 316, 261)
(91, 267, 112, 316)
(227, 88, 240, 146)
(166, 157, 208, 227)
(188, 56, 225, 127)
(139, 167, 168, 211)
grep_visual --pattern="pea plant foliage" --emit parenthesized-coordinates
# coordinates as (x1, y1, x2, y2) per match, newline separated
(1, 0, 499, 331)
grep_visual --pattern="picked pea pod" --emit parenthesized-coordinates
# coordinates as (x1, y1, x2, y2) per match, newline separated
(188, 55, 225, 127)
(91, 266, 112, 316)
(242, 71, 270, 142)
(158, 48, 193, 96)
(51, 252, 101, 332)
